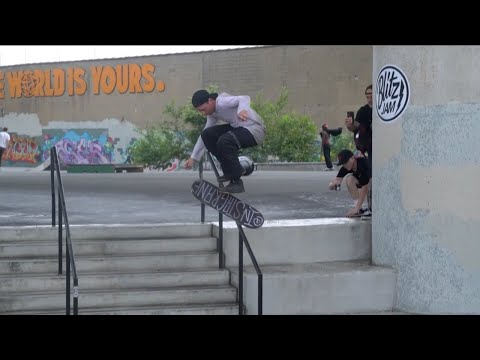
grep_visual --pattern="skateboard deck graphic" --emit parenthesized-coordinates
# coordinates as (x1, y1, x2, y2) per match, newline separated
(191, 179, 264, 229)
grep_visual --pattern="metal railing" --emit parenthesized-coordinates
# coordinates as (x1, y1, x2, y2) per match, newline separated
(50, 146, 79, 315)
(199, 156, 224, 268)
(199, 152, 263, 315)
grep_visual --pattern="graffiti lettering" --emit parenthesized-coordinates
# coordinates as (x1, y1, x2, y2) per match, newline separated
(4, 134, 40, 164)
(41, 129, 118, 166)
(0, 71, 3, 98)
(191, 180, 264, 229)
(0, 64, 165, 99)
(90, 64, 157, 95)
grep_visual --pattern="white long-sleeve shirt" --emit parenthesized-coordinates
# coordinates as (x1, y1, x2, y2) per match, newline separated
(0, 131, 10, 149)
(190, 92, 266, 161)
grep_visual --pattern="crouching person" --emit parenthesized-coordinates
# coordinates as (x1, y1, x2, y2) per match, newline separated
(329, 149, 372, 217)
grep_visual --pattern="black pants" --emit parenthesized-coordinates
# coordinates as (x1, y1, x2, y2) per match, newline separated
(363, 148, 372, 211)
(367, 149, 372, 174)
(201, 124, 257, 180)
(322, 144, 332, 169)
(0, 147, 5, 167)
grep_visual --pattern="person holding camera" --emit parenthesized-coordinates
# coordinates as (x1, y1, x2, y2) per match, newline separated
(345, 84, 373, 170)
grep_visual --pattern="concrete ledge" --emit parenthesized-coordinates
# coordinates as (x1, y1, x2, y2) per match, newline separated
(67, 164, 115, 173)
(66, 164, 144, 173)
(114, 165, 144, 173)
(256, 162, 335, 171)
(212, 218, 371, 267)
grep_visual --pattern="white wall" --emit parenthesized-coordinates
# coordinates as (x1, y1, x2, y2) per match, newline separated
(373, 46, 480, 314)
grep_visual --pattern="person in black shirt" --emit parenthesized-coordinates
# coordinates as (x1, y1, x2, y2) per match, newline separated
(345, 85, 372, 170)
(328, 149, 372, 217)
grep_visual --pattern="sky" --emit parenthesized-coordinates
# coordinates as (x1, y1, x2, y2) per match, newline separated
(0, 46, 262, 66)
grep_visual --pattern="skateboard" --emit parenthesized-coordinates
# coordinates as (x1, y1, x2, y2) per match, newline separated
(192, 151, 264, 229)
(191, 179, 264, 229)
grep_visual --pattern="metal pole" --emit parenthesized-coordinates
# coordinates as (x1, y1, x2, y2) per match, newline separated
(66, 244, 70, 315)
(238, 230, 243, 315)
(199, 160, 205, 223)
(239, 226, 263, 315)
(73, 279, 79, 315)
(258, 274, 263, 315)
(218, 213, 224, 268)
(58, 193, 63, 275)
(51, 148, 55, 227)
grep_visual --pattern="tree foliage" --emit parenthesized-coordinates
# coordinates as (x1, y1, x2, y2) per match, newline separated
(132, 85, 321, 167)
(129, 127, 190, 170)
(329, 132, 356, 161)
(243, 87, 318, 162)
(163, 85, 219, 148)
(130, 86, 221, 169)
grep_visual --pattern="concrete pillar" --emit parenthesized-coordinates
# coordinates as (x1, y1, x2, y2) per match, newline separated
(373, 46, 480, 314)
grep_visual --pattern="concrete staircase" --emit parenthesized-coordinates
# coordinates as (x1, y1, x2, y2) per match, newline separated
(0, 224, 238, 315)
(0, 219, 400, 315)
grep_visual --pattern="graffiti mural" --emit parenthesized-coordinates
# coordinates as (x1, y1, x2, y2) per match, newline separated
(2, 133, 42, 166)
(41, 129, 118, 166)
(116, 138, 137, 164)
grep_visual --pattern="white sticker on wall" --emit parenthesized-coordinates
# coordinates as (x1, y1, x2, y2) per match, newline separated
(376, 64, 410, 123)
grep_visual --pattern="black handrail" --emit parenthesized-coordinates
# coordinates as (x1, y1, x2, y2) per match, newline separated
(50, 146, 79, 315)
(199, 158, 206, 224)
(200, 152, 262, 315)
(203, 153, 225, 269)
(236, 224, 262, 315)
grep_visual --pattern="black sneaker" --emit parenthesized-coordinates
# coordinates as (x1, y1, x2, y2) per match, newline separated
(361, 209, 372, 219)
(220, 179, 245, 193)
(218, 175, 231, 182)
(218, 169, 246, 183)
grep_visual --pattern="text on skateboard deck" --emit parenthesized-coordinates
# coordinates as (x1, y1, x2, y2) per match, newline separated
(192, 179, 264, 229)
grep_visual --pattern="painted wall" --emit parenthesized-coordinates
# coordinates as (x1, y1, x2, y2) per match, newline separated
(0, 45, 372, 167)
(0, 114, 136, 167)
(373, 46, 480, 314)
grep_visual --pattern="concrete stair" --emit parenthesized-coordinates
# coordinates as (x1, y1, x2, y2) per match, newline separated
(231, 261, 396, 315)
(7, 303, 239, 315)
(1, 286, 237, 314)
(0, 224, 238, 315)
(216, 219, 399, 315)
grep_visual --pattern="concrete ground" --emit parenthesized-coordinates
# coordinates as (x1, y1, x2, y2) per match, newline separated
(0, 168, 356, 226)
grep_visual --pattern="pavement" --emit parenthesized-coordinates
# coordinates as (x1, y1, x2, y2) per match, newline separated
(0, 166, 355, 226)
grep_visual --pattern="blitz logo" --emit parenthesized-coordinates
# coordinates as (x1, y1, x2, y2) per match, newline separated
(376, 65, 410, 122)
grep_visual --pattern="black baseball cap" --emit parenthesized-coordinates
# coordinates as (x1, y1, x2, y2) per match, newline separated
(192, 89, 210, 108)
(336, 149, 354, 166)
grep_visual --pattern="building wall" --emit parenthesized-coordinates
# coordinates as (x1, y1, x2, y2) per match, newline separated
(373, 46, 480, 314)
(0, 45, 372, 167)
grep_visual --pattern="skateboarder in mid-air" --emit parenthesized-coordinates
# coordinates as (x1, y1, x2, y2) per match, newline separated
(184, 89, 266, 194)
